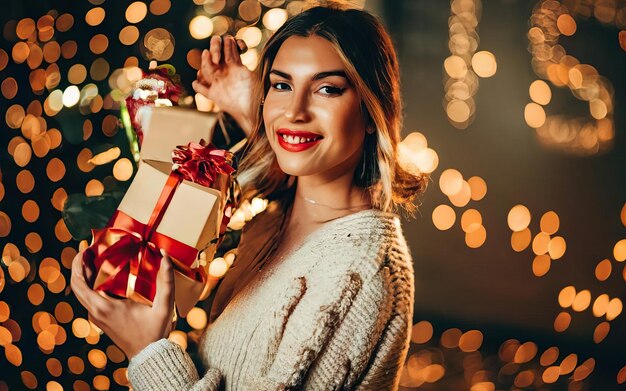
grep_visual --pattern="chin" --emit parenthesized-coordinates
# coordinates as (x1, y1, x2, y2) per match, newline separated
(276, 160, 316, 177)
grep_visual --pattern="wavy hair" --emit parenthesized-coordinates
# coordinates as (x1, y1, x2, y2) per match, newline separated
(237, 3, 428, 215)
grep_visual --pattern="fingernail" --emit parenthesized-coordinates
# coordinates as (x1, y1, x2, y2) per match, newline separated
(160, 249, 166, 257)
(202, 49, 208, 56)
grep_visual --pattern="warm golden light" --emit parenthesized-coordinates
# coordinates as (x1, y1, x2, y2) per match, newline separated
(126, 1, 148, 23)
(107, 345, 126, 364)
(606, 297, 622, 321)
(592, 294, 609, 317)
(465, 225, 486, 248)
(62, 85, 80, 107)
(119, 25, 140, 46)
(539, 346, 559, 366)
(573, 358, 595, 381)
(411, 321, 433, 344)
(539, 211, 559, 234)
(556, 14, 577, 36)
(85, 7, 106, 26)
(440, 328, 462, 349)
(593, 322, 610, 343)
(460, 209, 482, 233)
(459, 330, 483, 352)
(88, 349, 107, 369)
(511, 228, 531, 252)
(72, 318, 91, 339)
(85, 179, 104, 196)
(559, 353, 577, 375)
(524, 103, 546, 128)
(439, 169, 463, 196)
(547, 236, 566, 259)
(471, 51, 497, 78)
(263, 8, 289, 30)
(572, 290, 591, 312)
(432, 204, 456, 231)
(532, 254, 550, 277)
(613, 239, 626, 262)
(208, 257, 228, 278)
(93, 375, 110, 391)
(238, 0, 262, 21)
(558, 286, 576, 308)
(444, 55, 468, 79)
(187, 307, 208, 330)
(413, 148, 439, 174)
(237, 26, 263, 49)
(168, 330, 188, 350)
(542, 365, 560, 383)
(446, 100, 471, 123)
(513, 341, 538, 364)
(508, 204, 531, 232)
(189, 15, 214, 40)
(112, 158, 133, 181)
(529, 80, 552, 105)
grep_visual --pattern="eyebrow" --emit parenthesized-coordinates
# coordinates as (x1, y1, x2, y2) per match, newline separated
(269, 69, 348, 81)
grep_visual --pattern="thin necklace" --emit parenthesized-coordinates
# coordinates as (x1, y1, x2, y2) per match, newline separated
(300, 195, 371, 211)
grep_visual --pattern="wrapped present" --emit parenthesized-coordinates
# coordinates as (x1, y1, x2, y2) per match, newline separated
(125, 65, 184, 146)
(138, 106, 219, 157)
(83, 107, 234, 318)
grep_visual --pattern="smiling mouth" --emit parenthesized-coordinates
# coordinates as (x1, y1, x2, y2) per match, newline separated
(278, 134, 323, 145)
(276, 129, 324, 145)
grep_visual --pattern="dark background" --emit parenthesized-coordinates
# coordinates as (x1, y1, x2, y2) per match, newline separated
(0, 0, 624, 389)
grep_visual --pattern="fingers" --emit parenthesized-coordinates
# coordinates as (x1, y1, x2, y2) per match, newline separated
(70, 251, 115, 319)
(224, 35, 240, 65)
(209, 35, 222, 64)
(152, 252, 175, 315)
(192, 80, 211, 97)
(236, 38, 247, 54)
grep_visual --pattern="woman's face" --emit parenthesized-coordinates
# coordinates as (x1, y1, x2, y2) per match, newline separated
(263, 35, 368, 182)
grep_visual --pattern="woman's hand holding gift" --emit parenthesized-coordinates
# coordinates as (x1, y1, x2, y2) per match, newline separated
(192, 35, 255, 136)
(70, 249, 177, 360)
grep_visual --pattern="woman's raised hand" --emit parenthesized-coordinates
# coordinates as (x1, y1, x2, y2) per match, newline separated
(193, 35, 255, 136)
(70, 250, 176, 360)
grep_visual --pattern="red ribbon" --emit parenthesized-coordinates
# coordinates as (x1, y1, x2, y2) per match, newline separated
(84, 171, 204, 304)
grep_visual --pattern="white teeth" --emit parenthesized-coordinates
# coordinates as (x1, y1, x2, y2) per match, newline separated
(280, 134, 321, 144)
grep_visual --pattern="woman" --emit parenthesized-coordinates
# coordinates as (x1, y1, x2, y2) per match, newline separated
(71, 3, 428, 390)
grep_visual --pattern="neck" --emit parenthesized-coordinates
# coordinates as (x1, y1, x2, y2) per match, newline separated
(291, 174, 372, 224)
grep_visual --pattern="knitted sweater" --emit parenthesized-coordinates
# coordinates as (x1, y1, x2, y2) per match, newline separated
(127, 208, 415, 390)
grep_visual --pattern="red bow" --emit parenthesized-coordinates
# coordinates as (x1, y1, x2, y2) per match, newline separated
(172, 141, 235, 187)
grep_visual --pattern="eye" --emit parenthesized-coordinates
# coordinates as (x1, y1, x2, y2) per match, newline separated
(271, 82, 291, 91)
(318, 86, 344, 96)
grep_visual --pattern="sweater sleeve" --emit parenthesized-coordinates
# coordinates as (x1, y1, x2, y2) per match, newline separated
(127, 338, 223, 391)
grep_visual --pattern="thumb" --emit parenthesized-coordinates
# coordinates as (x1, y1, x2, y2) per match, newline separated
(153, 251, 175, 313)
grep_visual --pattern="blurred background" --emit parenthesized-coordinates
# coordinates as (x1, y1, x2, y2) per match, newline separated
(0, 0, 624, 390)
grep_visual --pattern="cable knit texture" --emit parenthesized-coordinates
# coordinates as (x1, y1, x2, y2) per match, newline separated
(127, 208, 414, 390)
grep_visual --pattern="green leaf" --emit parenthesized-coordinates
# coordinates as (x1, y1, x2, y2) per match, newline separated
(62, 191, 126, 241)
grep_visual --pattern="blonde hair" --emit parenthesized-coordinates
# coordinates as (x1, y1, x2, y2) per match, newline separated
(237, 4, 428, 216)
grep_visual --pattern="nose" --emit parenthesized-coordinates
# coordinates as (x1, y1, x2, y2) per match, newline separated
(284, 90, 311, 123)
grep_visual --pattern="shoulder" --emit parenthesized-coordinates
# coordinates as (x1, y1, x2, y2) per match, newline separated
(305, 209, 413, 293)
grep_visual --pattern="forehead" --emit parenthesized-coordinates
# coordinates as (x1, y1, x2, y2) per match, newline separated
(271, 35, 346, 73)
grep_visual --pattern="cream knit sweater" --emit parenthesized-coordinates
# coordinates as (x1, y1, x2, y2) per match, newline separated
(127, 208, 415, 390)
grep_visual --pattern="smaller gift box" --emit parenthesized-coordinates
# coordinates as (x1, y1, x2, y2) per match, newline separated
(83, 107, 234, 318)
